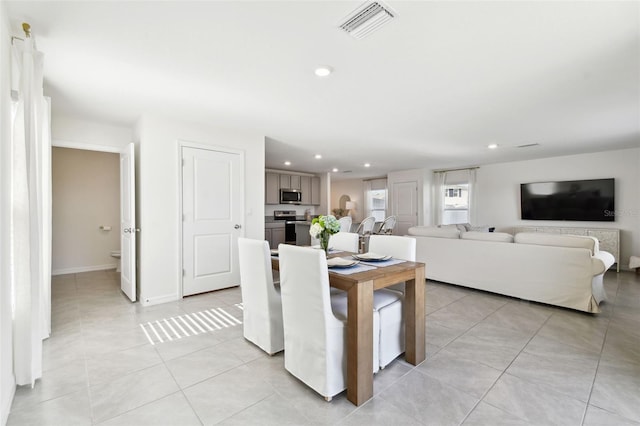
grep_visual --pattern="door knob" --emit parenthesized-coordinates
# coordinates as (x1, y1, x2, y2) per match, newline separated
(234, 224, 242, 229)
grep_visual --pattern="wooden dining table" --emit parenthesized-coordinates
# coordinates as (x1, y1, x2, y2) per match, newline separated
(272, 251, 426, 406)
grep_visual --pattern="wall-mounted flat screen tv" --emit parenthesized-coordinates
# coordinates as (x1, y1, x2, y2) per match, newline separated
(520, 178, 615, 221)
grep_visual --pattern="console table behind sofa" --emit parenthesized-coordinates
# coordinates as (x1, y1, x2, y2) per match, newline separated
(514, 226, 620, 272)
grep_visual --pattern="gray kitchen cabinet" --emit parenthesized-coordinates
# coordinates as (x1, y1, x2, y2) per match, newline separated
(272, 228, 286, 247)
(300, 176, 311, 205)
(279, 174, 290, 189)
(311, 176, 321, 205)
(265, 228, 272, 244)
(279, 174, 300, 190)
(290, 175, 301, 190)
(265, 172, 280, 204)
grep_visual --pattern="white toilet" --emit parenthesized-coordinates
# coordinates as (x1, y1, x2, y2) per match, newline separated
(111, 250, 121, 272)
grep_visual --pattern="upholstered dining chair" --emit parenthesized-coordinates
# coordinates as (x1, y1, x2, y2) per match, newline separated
(329, 232, 359, 253)
(338, 216, 352, 233)
(355, 216, 376, 252)
(367, 235, 417, 369)
(237, 238, 284, 355)
(278, 244, 382, 401)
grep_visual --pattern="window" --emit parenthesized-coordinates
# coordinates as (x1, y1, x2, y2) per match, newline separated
(364, 178, 387, 221)
(434, 168, 476, 226)
(443, 184, 469, 224)
(368, 189, 387, 221)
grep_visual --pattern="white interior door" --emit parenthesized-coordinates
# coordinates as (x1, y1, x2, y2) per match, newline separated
(120, 143, 136, 301)
(393, 181, 418, 236)
(182, 146, 243, 296)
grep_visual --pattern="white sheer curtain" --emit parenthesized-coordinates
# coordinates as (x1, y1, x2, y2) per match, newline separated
(432, 171, 447, 226)
(11, 33, 50, 386)
(467, 168, 477, 224)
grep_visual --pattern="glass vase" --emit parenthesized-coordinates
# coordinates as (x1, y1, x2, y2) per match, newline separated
(320, 231, 330, 256)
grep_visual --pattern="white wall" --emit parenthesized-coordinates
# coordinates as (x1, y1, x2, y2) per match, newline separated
(52, 114, 132, 149)
(136, 115, 265, 305)
(475, 148, 640, 268)
(0, 3, 15, 423)
(330, 178, 364, 221)
(51, 148, 120, 274)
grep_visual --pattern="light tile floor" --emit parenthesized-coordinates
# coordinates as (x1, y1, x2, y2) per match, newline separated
(8, 269, 640, 425)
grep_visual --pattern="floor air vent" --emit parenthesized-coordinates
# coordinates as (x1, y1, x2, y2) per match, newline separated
(339, 1, 396, 40)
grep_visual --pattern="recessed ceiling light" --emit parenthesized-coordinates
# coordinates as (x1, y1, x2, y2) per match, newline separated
(488, 143, 499, 149)
(314, 66, 333, 77)
(364, 163, 371, 168)
(314, 154, 322, 159)
(284, 161, 291, 166)
(332, 168, 339, 172)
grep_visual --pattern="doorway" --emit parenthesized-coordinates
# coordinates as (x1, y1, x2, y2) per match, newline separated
(51, 141, 136, 301)
(52, 147, 121, 275)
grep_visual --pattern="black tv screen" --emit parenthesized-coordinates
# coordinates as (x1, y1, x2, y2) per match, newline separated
(520, 178, 615, 221)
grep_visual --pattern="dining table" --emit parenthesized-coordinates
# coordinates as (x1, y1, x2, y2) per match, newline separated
(271, 249, 426, 406)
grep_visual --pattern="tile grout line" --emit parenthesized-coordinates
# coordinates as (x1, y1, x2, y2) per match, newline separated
(456, 306, 555, 425)
(579, 279, 619, 426)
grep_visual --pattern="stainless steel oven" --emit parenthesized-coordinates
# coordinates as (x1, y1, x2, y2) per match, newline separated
(274, 210, 298, 244)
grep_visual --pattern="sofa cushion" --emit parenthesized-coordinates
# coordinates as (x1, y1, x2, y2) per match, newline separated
(461, 231, 514, 243)
(514, 232, 597, 254)
(408, 226, 460, 239)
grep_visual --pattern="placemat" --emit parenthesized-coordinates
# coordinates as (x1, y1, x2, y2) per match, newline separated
(329, 263, 377, 275)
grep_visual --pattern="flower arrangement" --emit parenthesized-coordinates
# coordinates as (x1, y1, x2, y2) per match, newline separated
(309, 215, 341, 255)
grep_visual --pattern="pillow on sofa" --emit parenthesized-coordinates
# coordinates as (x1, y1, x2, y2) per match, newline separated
(469, 225, 490, 232)
(514, 232, 597, 254)
(408, 226, 460, 239)
(461, 231, 514, 243)
(439, 223, 470, 233)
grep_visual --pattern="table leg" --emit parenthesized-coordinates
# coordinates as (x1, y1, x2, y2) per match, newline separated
(404, 266, 425, 365)
(346, 280, 373, 405)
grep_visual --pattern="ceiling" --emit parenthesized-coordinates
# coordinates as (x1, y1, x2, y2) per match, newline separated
(6, 1, 639, 180)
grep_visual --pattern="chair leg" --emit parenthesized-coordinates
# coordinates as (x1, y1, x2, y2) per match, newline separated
(324, 396, 332, 402)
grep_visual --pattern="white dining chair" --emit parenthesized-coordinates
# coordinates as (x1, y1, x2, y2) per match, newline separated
(368, 235, 417, 368)
(237, 238, 284, 355)
(278, 244, 381, 401)
(329, 232, 359, 253)
(338, 216, 352, 233)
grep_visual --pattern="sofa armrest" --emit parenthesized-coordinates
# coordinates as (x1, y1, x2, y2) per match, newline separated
(593, 250, 615, 271)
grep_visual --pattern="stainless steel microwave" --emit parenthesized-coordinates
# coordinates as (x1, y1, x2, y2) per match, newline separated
(280, 188, 302, 204)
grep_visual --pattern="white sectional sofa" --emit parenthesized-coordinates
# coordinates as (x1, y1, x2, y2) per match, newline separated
(407, 227, 615, 313)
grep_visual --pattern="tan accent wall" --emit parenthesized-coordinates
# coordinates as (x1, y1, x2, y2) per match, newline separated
(330, 178, 365, 222)
(52, 147, 120, 273)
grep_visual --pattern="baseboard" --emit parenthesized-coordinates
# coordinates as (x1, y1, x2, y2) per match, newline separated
(52, 263, 117, 276)
(1, 375, 16, 426)
(140, 293, 179, 307)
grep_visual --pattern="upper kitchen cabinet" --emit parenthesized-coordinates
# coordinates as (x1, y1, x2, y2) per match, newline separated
(300, 176, 311, 205)
(279, 174, 301, 190)
(311, 176, 321, 205)
(265, 172, 280, 205)
(266, 171, 321, 205)
(279, 174, 290, 189)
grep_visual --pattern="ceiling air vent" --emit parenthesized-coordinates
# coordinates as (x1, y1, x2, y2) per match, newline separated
(517, 143, 540, 148)
(339, 1, 396, 40)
